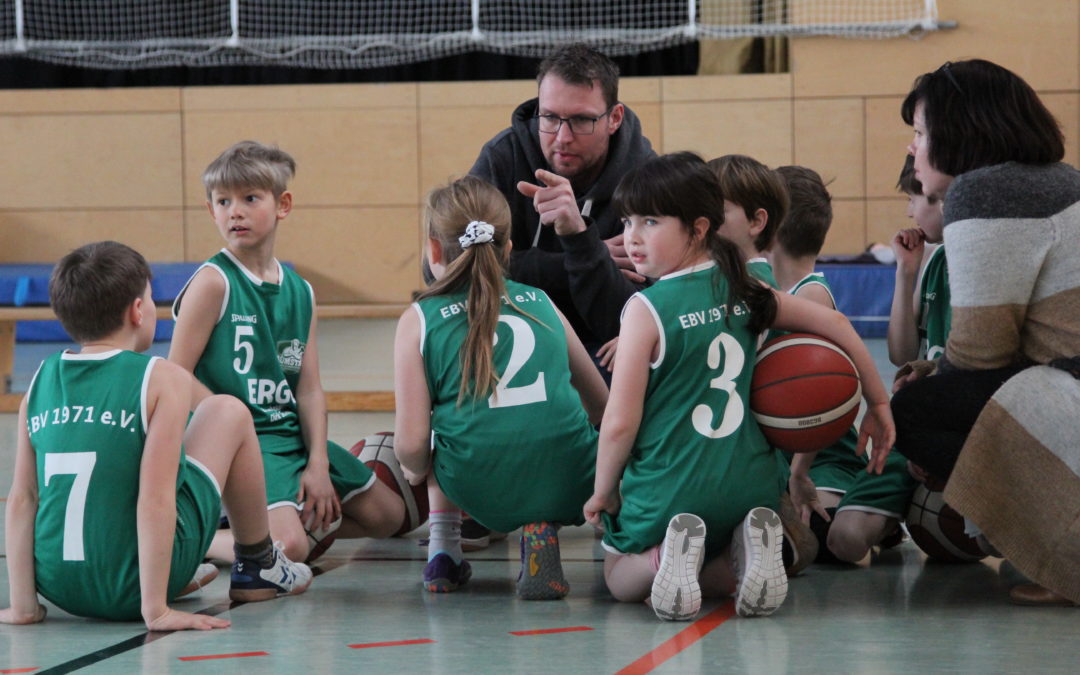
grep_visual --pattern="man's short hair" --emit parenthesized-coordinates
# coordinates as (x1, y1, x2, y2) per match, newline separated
(708, 154, 789, 253)
(774, 165, 833, 258)
(537, 43, 619, 109)
(202, 140, 296, 200)
(50, 241, 152, 343)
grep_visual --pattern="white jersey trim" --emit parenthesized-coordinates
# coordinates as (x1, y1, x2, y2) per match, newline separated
(141, 356, 160, 433)
(631, 293, 666, 370)
(659, 259, 716, 281)
(186, 455, 223, 497)
(221, 248, 285, 288)
(60, 349, 123, 361)
(172, 261, 230, 324)
(836, 504, 903, 519)
(412, 303, 427, 356)
(790, 273, 836, 309)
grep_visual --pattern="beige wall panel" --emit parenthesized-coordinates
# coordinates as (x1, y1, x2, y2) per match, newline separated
(821, 199, 865, 255)
(791, 0, 1080, 97)
(793, 98, 864, 198)
(183, 83, 416, 111)
(662, 74, 791, 102)
(420, 80, 537, 108)
(632, 102, 663, 151)
(184, 206, 420, 304)
(0, 113, 182, 210)
(183, 109, 418, 207)
(419, 107, 513, 191)
(865, 96, 910, 199)
(661, 100, 792, 166)
(866, 198, 911, 248)
(1043, 93, 1080, 168)
(619, 77, 662, 103)
(0, 210, 184, 262)
(0, 88, 180, 114)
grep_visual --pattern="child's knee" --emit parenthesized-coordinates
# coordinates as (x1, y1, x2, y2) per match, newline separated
(276, 530, 310, 562)
(196, 393, 248, 419)
(343, 485, 406, 538)
(826, 525, 870, 563)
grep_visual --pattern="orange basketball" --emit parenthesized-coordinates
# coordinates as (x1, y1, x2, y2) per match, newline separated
(750, 333, 861, 452)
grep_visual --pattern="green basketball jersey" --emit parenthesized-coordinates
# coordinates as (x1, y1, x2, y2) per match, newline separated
(602, 261, 782, 557)
(916, 245, 951, 360)
(26, 350, 205, 620)
(747, 257, 779, 289)
(417, 280, 598, 532)
(174, 249, 313, 454)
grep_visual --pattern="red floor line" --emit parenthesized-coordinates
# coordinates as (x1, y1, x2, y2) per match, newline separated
(613, 602, 737, 675)
(177, 651, 269, 662)
(509, 626, 594, 636)
(349, 639, 436, 649)
(1, 668, 39, 674)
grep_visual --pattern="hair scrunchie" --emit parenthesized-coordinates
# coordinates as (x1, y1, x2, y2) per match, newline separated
(459, 220, 495, 249)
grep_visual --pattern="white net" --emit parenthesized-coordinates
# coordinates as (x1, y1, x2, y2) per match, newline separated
(0, 1, 940, 70)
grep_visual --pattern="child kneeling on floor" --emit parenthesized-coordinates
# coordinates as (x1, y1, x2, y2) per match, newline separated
(584, 153, 894, 620)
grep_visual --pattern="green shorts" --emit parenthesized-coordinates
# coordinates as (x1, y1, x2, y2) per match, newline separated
(262, 440, 376, 510)
(778, 428, 867, 496)
(168, 456, 224, 601)
(836, 450, 917, 519)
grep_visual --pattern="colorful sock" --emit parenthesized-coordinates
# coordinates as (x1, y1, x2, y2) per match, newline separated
(428, 510, 463, 564)
(234, 535, 275, 568)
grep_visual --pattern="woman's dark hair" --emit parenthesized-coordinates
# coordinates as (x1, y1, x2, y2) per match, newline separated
(901, 59, 1064, 176)
(613, 152, 777, 333)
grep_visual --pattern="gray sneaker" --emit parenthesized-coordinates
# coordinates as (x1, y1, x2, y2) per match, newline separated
(651, 513, 706, 621)
(732, 507, 787, 617)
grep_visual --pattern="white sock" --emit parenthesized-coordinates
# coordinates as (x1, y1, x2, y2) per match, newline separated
(428, 510, 463, 564)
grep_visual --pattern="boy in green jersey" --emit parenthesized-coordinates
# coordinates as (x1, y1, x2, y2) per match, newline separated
(170, 141, 405, 564)
(771, 165, 916, 564)
(2, 242, 310, 630)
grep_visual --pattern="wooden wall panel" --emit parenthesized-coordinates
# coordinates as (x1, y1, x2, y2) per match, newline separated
(0, 113, 182, 209)
(864, 96, 911, 199)
(866, 198, 911, 249)
(821, 199, 866, 255)
(793, 98, 864, 198)
(0, 210, 185, 262)
(662, 99, 793, 166)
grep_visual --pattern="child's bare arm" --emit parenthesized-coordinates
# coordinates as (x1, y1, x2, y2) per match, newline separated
(0, 398, 47, 625)
(887, 229, 925, 365)
(393, 308, 433, 482)
(294, 311, 339, 531)
(556, 306, 609, 426)
(168, 268, 225, 408)
(139, 360, 229, 631)
(584, 297, 653, 525)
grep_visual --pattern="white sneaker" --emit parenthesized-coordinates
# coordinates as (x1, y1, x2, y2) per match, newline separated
(651, 513, 706, 621)
(230, 541, 313, 602)
(177, 562, 219, 598)
(732, 507, 787, 617)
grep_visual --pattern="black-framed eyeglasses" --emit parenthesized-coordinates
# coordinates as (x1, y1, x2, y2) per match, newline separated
(936, 61, 964, 94)
(535, 107, 614, 135)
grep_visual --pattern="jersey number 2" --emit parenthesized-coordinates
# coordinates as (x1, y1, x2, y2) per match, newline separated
(44, 452, 97, 561)
(691, 333, 745, 439)
(488, 315, 547, 409)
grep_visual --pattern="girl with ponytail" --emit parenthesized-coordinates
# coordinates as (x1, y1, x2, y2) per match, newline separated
(585, 153, 894, 621)
(394, 175, 608, 599)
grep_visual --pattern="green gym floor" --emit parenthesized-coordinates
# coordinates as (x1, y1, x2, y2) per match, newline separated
(2, 329, 1078, 674)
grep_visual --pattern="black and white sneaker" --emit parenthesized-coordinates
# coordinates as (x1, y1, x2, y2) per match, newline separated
(230, 542, 313, 602)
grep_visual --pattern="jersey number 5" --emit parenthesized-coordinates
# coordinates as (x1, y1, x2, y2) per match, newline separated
(488, 315, 547, 409)
(44, 452, 97, 561)
(691, 333, 745, 439)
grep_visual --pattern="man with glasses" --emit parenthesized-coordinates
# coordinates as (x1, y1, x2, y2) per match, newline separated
(470, 43, 656, 358)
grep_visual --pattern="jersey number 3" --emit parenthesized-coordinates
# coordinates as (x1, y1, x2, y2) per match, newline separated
(44, 452, 97, 561)
(691, 333, 745, 439)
